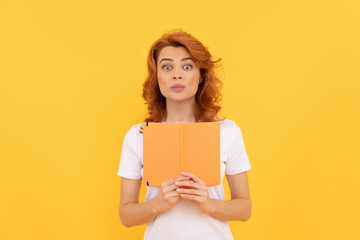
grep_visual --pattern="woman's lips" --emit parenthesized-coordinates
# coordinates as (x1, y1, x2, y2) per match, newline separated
(171, 85, 185, 92)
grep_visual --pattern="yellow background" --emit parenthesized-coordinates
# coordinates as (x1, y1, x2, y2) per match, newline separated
(1, 0, 359, 239)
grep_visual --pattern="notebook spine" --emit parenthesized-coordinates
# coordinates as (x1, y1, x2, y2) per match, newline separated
(180, 124, 183, 172)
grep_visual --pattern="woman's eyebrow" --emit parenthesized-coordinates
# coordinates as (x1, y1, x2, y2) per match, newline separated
(159, 57, 192, 64)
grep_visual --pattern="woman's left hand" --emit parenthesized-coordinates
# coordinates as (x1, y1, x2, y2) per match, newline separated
(175, 172, 214, 214)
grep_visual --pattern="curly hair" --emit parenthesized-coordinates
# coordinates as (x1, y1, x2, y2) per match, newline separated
(142, 29, 224, 124)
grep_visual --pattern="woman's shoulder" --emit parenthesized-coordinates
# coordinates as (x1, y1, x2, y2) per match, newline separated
(217, 118, 245, 139)
(122, 122, 144, 140)
(129, 122, 144, 129)
(217, 117, 237, 128)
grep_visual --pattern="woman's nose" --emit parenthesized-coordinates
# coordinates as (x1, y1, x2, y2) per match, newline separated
(173, 69, 182, 79)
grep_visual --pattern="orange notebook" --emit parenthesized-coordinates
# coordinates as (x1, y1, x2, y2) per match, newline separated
(143, 121, 220, 187)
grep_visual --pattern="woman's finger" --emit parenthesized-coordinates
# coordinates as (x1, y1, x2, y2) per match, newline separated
(180, 172, 205, 185)
(162, 175, 189, 188)
(166, 190, 181, 198)
(176, 187, 205, 197)
(180, 194, 204, 202)
(162, 176, 190, 192)
(164, 182, 183, 192)
(175, 180, 203, 190)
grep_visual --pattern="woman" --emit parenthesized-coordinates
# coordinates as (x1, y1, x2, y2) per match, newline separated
(118, 29, 252, 240)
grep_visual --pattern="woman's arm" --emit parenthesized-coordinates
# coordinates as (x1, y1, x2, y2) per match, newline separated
(119, 175, 189, 227)
(119, 177, 158, 227)
(176, 171, 252, 222)
(207, 172, 252, 221)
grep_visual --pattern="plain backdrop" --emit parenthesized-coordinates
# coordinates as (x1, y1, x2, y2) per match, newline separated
(1, 0, 359, 239)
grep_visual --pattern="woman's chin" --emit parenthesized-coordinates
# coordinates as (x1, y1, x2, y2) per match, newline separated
(166, 96, 195, 104)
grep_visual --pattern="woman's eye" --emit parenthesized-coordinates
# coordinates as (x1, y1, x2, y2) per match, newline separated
(184, 64, 192, 70)
(162, 65, 172, 70)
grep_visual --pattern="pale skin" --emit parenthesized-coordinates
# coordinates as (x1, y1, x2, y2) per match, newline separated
(119, 46, 252, 227)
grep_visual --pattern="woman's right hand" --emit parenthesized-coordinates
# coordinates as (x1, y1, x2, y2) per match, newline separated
(153, 175, 190, 214)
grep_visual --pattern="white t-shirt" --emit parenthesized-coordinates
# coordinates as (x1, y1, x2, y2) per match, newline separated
(117, 119, 251, 240)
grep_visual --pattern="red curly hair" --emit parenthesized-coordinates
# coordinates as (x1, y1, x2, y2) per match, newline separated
(142, 29, 224, 124)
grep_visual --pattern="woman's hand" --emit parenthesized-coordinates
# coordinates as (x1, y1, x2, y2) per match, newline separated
(153, 175, 190, 214)
(175, 172, 214, 214)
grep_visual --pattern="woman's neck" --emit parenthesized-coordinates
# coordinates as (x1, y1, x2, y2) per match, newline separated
(163, 98, 197, 123)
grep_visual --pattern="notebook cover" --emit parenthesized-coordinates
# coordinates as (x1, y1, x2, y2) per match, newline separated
(143, 122, 220, 187)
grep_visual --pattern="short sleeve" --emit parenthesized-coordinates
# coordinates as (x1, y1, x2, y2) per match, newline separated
(225, 122, 252, 175)
(117, 127, 142, 179)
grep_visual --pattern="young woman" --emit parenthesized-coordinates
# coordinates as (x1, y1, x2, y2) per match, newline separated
(118, 30, 252, 240)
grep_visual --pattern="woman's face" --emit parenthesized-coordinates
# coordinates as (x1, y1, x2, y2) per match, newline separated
(156, 46, 202, 103)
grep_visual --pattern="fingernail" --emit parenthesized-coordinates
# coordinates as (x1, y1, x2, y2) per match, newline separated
(175, 182, 179, 185)
(176, 188, 181, 192)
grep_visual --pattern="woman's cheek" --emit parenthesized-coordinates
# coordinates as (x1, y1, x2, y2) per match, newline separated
(157, 74, 167, 92)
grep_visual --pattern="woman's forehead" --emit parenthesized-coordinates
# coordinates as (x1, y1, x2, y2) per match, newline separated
(157, 46, 191, 59)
